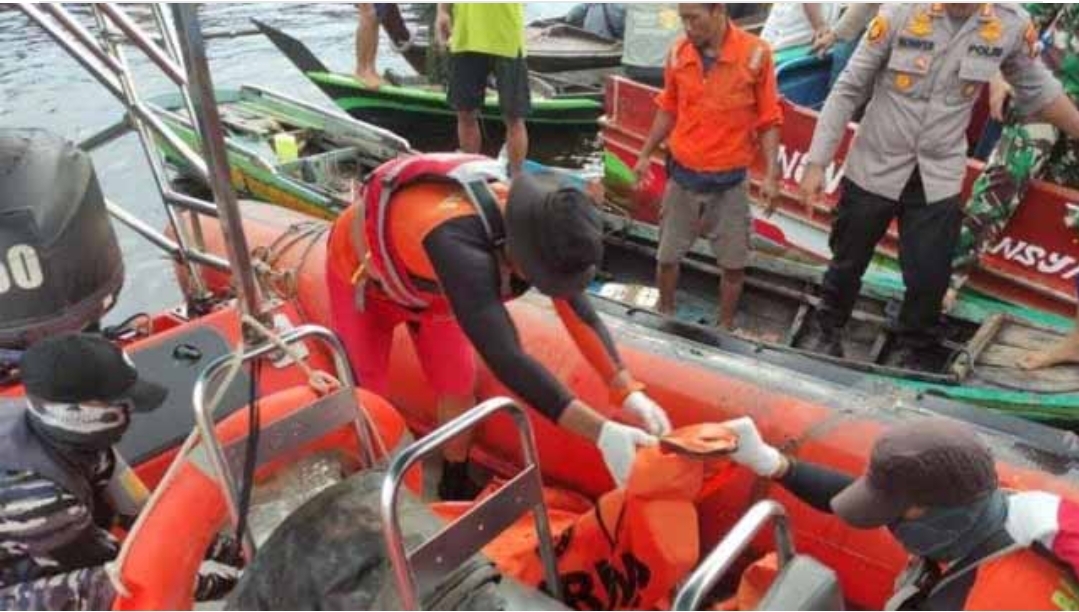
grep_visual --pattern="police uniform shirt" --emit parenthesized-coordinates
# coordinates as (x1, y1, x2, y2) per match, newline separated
(806, 3, 1063, 203)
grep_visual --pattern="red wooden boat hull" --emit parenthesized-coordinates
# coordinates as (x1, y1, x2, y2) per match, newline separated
(602, 76, 1079, 318)
(180, 202, 1079, 609)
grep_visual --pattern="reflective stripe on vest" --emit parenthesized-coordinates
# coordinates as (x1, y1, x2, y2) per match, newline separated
(363, 153, 507, 310)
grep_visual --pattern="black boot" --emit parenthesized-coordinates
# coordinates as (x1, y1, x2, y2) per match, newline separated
(437, 460, 483, 501)
(804, 318, 845, 358)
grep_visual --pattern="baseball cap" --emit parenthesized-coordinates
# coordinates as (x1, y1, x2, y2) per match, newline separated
(830, 418, 998, 528)
(20, 332, 168, 412)
(505, 172, 604, 298)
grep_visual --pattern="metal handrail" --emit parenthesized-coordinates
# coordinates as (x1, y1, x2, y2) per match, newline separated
(381, 397, 563, 609)
(673, 500, 796, 611)
(192, 324, 379, 557)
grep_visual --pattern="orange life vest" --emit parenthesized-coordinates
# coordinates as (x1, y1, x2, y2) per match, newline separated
(327, 153, 508, 310)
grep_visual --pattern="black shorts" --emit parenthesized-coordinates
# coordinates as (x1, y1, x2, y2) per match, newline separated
(447, 52, 532, 120)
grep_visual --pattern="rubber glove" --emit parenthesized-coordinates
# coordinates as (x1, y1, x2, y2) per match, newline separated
(598, 421, 657, 487)
(622, 391, 672, 436)
(1005, 490, 1061, 548)
(722, 417, 784, 478)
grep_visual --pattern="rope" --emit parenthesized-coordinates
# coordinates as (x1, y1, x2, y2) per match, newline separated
(240, 314, 340, 395)
(250, 222, 328, 321)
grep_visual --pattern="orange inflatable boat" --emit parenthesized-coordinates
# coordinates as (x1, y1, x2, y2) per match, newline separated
(172, 202, 1079, 609)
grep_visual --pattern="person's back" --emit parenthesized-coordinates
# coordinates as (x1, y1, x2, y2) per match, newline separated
(760, 3, 840, 52)
(449, 3, 525, 59)
(621, 3, 681, 87)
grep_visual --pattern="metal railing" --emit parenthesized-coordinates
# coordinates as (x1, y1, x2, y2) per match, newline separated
(380, 398, 563, 609)
(673, 500, 796, 611)
(192, 325, 382, 557)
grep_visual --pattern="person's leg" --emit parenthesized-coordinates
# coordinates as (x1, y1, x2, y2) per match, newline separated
(895, 192, 963, 352)
(703, 182, 752, 330)
(948, 121, 1058, 304)
(447, 52, 489, 154)
(655, 181, 701, 316)
(815, 180, 898, 354)
(495, 53, 532, 174)
(411, 315, 481, 500)
(354, 4, 383, 88)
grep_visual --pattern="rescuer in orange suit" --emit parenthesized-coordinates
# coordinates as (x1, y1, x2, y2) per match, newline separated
(326, 153, 672, 500)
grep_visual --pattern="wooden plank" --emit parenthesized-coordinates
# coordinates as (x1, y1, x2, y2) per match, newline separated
(974, 365, 1079, 394)
(954, 314, 1005, 381)
(994, 321, 1068, 350)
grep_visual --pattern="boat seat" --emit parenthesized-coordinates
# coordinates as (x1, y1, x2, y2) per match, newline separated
(121, 323, 250, 465)
(756, 555, 843, 611)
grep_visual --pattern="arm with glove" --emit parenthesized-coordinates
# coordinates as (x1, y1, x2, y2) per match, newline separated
(722, 417, 855, 513)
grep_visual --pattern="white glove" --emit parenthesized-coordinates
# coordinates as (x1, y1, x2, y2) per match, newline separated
(622, 391, 672, 436)
(723, 417, 784, 477)
(598, 421, 657, 487)
(1005, 490, 1060, 548)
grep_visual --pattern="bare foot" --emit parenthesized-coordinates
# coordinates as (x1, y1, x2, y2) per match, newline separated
(1020, 334, 1079, 370)
(354, 69, 383, 89)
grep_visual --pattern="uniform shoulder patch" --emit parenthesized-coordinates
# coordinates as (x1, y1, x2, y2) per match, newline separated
(867, 14, 889, 45)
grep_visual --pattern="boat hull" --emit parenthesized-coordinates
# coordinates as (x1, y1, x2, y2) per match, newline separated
(176, 201, 1079, 610)
(601, 75, 1079, 318)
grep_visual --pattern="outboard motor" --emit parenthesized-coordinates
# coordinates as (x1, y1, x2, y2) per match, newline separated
(0, 129, 124, 349)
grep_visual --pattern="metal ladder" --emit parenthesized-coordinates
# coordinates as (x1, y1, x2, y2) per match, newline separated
(381, 397, 564, 609)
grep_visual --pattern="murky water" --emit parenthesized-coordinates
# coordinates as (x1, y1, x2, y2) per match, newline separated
(0, 3, 571, 322)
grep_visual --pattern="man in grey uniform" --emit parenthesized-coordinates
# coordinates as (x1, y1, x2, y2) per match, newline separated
(799, 3, 1079, 365)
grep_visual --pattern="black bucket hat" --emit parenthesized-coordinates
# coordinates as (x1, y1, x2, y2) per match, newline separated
(21, 332, 168, 412)
(505, 172, 604, 298)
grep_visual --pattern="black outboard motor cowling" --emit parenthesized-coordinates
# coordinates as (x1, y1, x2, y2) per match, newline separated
(0, 129, 124, 349)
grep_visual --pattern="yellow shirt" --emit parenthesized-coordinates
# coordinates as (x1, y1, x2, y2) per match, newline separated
(450, 3, 526, 58)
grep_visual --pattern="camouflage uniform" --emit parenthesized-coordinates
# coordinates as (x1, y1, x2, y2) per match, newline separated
(953, 4, 1079, 287)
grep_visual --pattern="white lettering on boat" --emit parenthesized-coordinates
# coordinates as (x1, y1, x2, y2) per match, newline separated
(989, 237, 1079, 280)
(777, 145, 844, 195)
(0, 245, 44, 294)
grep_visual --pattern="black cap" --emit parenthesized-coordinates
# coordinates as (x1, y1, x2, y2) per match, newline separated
(20, 333, 168, 412)
(505, 172, 604, 297)
(831, 418, 998, 528)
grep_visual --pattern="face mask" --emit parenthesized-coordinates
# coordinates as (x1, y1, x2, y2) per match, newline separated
(888, 491, 1007, 561)
(26, 398, 132, 451)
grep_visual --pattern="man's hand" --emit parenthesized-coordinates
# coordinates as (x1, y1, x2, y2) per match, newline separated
(988, 73, 1013, 122)
(597, 421, 657, 486)
(435, 6, 453, 47)
(622, 391, 672, 436)
(760, 173, 780, 217)
(721, 417, 784, 478)
(799, 163, 825, 217)
(811, 28, 838, 56)
(633, 155, 652, 188)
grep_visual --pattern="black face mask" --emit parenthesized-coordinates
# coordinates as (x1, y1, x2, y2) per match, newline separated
(888, 490, 1008, 562)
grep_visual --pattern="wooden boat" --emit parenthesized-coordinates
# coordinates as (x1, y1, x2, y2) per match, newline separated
(408, 20, 623, 74)
(601, 70, 1079, 319)
(254, 20, 604, 148)
(174, 197, 1079, 611)
(154, 90, 1079, 423)
(148, 84, 412, 220)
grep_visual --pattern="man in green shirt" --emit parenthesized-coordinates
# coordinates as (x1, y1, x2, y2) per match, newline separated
(436, 3, 531, 173)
